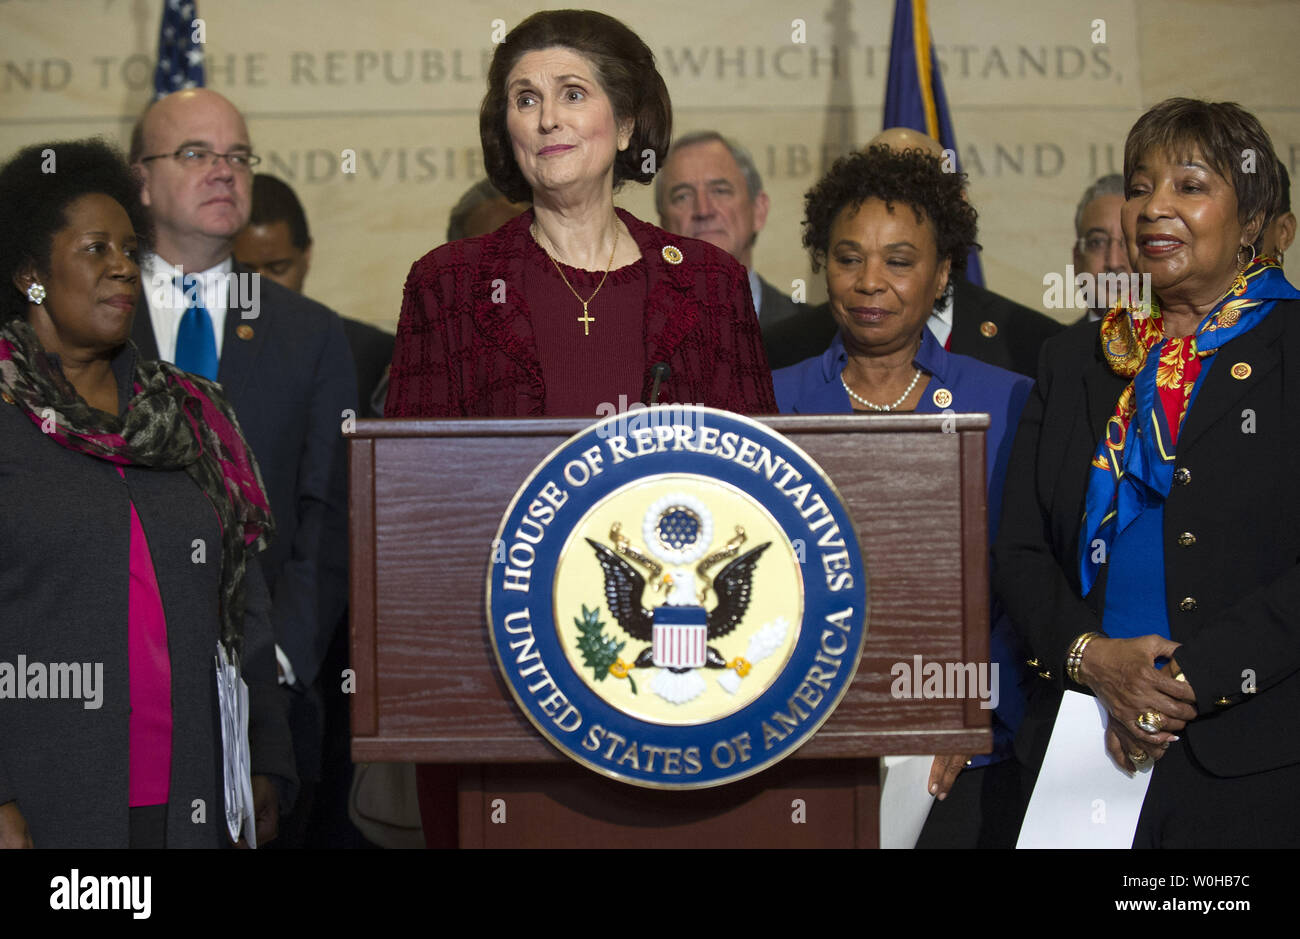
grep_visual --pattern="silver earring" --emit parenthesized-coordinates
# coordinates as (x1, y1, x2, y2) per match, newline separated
(26, 282, 45, 304)
(1238, 243, 1256, 270)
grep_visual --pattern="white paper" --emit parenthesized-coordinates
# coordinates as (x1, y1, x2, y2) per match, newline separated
(215, 644, 257, 848)
(879, 755, 937, 849)
(1016, 690, 1152, 849)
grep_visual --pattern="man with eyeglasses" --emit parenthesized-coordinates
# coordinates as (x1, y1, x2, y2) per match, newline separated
(130, 88, 357, 846)
(1072, 173, 1132, 324)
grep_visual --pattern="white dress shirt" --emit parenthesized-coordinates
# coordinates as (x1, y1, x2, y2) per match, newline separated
(140, 254, 233, 364)
(926, 291, 955, 347)
(140, 253, 299, 687)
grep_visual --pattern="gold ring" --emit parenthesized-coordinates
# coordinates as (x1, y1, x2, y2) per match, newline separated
(1128, 749, 1150, 764)
(1136, 711, 1165, 734)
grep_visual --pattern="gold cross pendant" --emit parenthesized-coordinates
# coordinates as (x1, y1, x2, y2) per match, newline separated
(578, 302, 594, 336)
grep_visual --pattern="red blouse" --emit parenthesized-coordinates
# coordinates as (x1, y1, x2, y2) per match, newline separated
(385, 208, 776, 418)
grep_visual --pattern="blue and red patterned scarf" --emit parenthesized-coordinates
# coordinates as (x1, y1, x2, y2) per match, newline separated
(1079, 257, 1300, 595)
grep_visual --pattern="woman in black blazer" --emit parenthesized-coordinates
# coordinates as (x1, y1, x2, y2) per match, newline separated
(0, 139, 293, 848)
(994, 98, 1300, 847)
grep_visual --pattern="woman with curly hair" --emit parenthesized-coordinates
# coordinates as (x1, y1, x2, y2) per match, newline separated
(0, 138, 293, 848)
(773, 144, 1033, 847)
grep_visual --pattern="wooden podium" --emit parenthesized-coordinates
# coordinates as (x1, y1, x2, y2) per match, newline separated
(348, 414, 992, 848)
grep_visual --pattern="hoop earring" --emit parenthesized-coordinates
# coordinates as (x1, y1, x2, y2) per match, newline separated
(1238, 243, 1256, 270)
(26, 282, 45, 304)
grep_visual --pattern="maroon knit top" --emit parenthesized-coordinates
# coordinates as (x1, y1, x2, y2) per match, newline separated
(523, 234, 647, 417)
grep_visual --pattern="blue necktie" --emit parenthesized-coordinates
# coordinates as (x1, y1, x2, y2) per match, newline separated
(174, 274, 219, 380)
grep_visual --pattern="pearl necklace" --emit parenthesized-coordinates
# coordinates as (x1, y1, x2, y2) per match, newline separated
(840, 368, 922, 411)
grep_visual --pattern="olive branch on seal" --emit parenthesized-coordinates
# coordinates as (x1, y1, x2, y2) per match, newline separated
(575, 604, 636, 695)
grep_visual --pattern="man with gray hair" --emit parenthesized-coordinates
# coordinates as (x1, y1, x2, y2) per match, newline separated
(1072, 173, 1131, 323)
(656, 131, 806, 344)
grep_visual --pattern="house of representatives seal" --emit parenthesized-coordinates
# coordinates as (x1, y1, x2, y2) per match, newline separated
(486, 406, 867, 788)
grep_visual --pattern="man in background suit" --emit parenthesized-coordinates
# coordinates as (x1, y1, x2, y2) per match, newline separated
(129, 88, 357, 843)
(655, 131, 808, 356)
(765, 127, 1064, 375)
(233, 173, 394, 414)
(1071, 174, 1131, 325)
(233, 171, 390, 848)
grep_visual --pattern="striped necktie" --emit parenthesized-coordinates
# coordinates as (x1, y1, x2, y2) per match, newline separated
(174, 274, 219, 380)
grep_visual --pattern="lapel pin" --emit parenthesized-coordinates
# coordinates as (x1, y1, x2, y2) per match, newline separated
(236, 324, 255, 341)
(979, 320, 998, 338)
(661, 245, 683, 265)
(932, 388, 953, 408)
(1230, 362, 1251, 380)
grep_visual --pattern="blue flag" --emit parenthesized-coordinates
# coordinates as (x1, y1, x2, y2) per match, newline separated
(883, 0, 983, 286)
(153, 0, 205, 100)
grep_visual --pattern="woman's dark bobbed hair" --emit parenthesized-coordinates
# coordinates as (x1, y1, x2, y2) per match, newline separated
(479, 9, 672, 203)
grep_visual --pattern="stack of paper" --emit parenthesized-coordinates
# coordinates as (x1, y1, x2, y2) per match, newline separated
(215, 643, 257, 848)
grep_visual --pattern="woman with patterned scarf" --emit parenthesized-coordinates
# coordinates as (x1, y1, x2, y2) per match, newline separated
(994, 99, 1300, 847)
(0, 139, 295, 848)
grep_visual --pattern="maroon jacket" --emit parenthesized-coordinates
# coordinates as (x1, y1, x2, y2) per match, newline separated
(385, 208, 776, 417)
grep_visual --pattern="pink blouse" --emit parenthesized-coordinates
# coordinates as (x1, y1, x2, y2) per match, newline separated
(116, 466, 173, 806)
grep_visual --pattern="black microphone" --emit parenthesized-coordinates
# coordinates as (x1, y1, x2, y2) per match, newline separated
(649, 362, 672, 405)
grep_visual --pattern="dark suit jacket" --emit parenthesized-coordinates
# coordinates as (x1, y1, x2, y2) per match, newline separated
(948, 278, 1064, 376)
(756, 276, 804, 331)
(133, 263, 357, 690)
(0, 342, 295, 847)
(762, 277, 1065, 375)
(340, 317, 394, 417)
(993, 301, 1300, 780)
(757, 275, 809, 366)
(385, 208, 776, 417)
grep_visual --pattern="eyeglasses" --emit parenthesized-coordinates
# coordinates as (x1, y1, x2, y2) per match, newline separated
(1078, 234, 1123, 255)
(138, 147, 261, 171)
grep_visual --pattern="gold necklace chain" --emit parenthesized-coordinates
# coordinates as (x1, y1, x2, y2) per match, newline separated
(531, 221, 620, 337)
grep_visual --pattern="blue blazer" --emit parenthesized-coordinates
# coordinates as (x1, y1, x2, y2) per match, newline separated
(774, 328, 1034, 761)
(133, 264, 358, 690)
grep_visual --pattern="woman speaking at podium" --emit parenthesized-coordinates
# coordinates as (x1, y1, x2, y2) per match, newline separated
(383, 8, 775, 847)
(384, 10, 775, 419)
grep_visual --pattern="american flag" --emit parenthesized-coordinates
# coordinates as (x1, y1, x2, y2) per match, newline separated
(153, 0, 205, 99)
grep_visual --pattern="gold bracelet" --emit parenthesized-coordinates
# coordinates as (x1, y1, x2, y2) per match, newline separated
(1066, 631, 1103, 685)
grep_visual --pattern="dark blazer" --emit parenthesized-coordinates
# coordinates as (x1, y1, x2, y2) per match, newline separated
(0, 343, 295, 847)
(385, 208, 776, 417)
(340, 317, 394, 417)
(762, 277, 1065, 375)
(993, 301, 1300, 779)
(133, 264, 357, 690)
(757, 276, 805, 331)
(757, 275, 810, 366)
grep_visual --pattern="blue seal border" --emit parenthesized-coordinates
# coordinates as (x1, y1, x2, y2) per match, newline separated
(485, 406, 870, 789)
